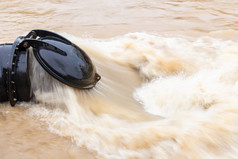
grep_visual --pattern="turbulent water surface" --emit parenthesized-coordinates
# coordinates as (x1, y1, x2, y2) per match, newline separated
(1, 0, 238, 159)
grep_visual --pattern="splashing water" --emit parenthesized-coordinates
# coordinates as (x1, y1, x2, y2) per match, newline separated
(23, 32, 238, 159)
(1, 0, 238, 158)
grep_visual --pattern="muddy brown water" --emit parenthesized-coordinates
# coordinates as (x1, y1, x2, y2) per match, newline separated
(1, 0, 238, 159)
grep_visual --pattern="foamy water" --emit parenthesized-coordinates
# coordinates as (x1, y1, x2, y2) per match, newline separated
(25, 32, 238, 158)
(1, 0, 238, 159)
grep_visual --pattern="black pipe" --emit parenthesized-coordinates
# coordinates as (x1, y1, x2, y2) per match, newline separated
(0, 30, 101, 106)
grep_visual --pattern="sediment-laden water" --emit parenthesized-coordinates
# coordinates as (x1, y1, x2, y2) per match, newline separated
(1, 0, 238, 158)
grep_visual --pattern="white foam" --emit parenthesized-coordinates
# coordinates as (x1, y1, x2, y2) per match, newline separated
(27, 32, 238, 159)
